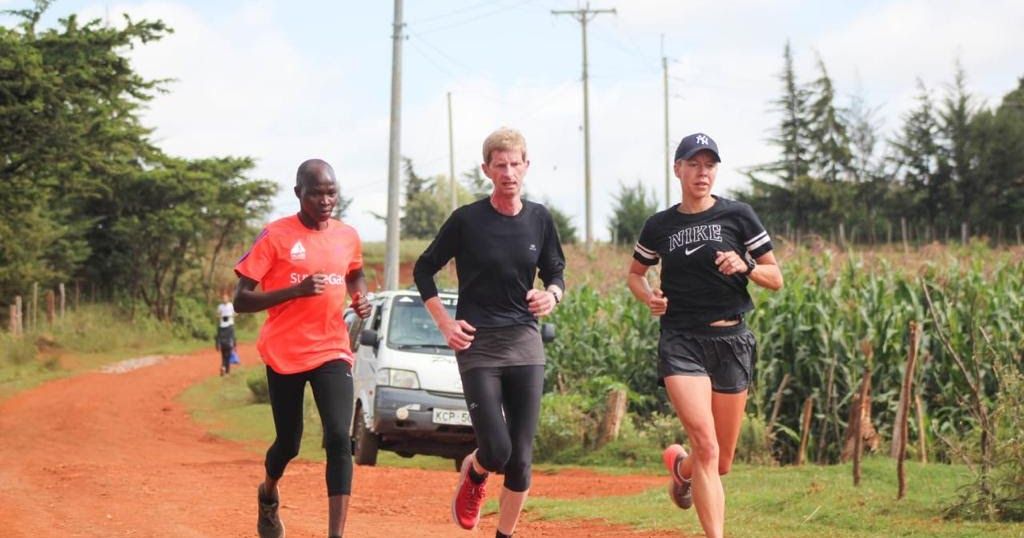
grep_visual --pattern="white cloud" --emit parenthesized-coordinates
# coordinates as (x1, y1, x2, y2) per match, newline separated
(62, 0, 1024, 244)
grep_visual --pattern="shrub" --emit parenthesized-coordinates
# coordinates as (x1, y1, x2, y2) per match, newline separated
(735, 414, 777, 465)
(246, 368, 270, 403)
(534, 392, 594, 462)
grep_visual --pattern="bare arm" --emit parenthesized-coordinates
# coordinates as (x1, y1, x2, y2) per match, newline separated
(233, 274, 323, 313)
(747, 251, 783, 291)
(627, 259, 668, 316)
(714, 250, 783, 291)
(424, 296, 476, 351)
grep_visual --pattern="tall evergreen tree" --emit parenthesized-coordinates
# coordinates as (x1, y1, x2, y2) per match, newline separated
(767, 41, 812, 185)
(607, 181, 657, 246)
(806, 54, 852, 183)
(939, 61, 980, 226)
(970, 77, 1024, 232)
(890, 80, 950, 230)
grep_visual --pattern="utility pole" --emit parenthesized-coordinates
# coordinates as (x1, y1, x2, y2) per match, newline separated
(447, 91, 457, 214)
(552, 3, 616, 252)
(384, 0, 404, 290)
(662, 34, 671, 208)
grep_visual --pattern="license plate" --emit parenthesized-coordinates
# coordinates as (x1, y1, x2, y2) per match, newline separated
(432, 408, 472, 426)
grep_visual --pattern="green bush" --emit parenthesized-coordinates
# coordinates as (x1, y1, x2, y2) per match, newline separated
(246, 368, 270, 403)
(534, 392, 594, 462)
(172, 295, 216, 341)
(1, 333, 37, 365)
(735, 414, 776, 465)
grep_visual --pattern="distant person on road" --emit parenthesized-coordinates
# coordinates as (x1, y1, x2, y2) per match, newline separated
(215, 293, 236, 376)
(233, 159, 371, 538)
(414, 127, 566, 538)
(627, 133, 783, 538)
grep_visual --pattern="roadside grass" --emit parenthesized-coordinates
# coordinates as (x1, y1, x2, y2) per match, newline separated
(0, 303, 206, 401)
(178, 362, 1024, 536)
(525, 458, 1024, 537)
(179, 364, 452, 471)
(361, 240, 433, 266)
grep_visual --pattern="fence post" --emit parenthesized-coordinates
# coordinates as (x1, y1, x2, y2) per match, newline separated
(797, 397, 813, 466)
(960, 222, 968, 245)
(10, 295, 24, 336)
(46, 290, 55, 325)
(31, 282, 39, 331)
(838, 222, 846, 248)
(914, 392, 927, 464)
(59, 283, 66, 320)
(900, 217, 909, 252)
(1016, 224, 1022, 246)
(896, 321, 920, 500)
(74, 281, 80, 311)
(596, 388, 628, 448)
(765, 373, 792, 453)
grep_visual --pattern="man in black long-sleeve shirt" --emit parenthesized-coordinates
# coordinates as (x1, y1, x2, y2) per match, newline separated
(414, 127, 565, 538)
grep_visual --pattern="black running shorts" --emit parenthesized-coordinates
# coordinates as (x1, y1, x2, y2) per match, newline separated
(657, 322, 756, 394)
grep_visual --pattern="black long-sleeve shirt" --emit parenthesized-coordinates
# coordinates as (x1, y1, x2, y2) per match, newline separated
(414, 198, 566, 328)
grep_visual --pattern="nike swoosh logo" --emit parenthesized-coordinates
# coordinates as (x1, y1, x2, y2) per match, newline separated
(684, 244, 705, 256)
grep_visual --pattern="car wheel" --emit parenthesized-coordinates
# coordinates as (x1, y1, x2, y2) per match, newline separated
(353, 406, 379, 466)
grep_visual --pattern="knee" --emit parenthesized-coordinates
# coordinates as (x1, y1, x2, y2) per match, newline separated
(688, 434, 720, 469)
(476, 442, 511, 473)
(324, 430, 351, 455)
(502, 455, 532, 491)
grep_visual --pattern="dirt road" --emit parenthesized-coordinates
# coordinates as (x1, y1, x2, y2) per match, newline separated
(0, 346, 683, 537)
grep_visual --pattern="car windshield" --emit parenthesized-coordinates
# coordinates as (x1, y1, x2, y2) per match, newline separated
(386, 295, 457, 355)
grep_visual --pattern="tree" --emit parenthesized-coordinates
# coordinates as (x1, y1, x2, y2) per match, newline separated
(890, 80, 951, 231)
(767, 41, 812, 185)
(462, 166, 490, 199)
(400, 158, 447, 239)
(545, 201, 578, 245)
(938, 61, 980, 226)
(0, 2, 275, 326)
(608, 181, 657, 245)
(970, 76, 1024, 233)
(806, 54, 852, 184)
(0, 3, 170, 298)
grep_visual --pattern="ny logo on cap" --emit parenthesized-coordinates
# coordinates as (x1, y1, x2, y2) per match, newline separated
(696, 135, 709, 145)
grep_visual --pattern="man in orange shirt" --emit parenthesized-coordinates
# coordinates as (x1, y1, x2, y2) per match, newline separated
(234, 158, 370, 538)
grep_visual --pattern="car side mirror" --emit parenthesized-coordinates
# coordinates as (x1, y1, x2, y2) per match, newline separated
(359, 329, 379, 347)
(541, 323, 556, 343)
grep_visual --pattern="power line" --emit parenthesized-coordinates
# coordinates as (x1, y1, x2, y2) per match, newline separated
(416, 0, 540, 36)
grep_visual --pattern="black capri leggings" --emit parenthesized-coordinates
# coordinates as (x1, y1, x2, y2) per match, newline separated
(460, 364, 544, 492)
(264, 360, 354, 496)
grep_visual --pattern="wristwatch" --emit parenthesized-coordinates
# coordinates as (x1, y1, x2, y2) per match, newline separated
(743, 256, 756, 276)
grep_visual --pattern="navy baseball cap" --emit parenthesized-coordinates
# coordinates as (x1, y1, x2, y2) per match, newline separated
(674, 132, 721, 162)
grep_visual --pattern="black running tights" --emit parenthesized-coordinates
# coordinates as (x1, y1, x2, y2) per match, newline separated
(460, 364, 544, 492)
(264, 360, 354, 496)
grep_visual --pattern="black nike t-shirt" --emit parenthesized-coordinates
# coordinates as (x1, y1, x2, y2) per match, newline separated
(414, 198, 566, 328)
(633, 196, 773, 329)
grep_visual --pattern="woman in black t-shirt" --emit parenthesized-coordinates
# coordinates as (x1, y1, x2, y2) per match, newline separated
(414, 127, 566, 538)
(627, 132, 783, 538)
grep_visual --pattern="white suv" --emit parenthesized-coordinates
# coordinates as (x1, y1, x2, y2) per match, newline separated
(345, 290, 474, 470)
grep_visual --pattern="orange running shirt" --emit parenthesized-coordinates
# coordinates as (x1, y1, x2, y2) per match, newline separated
(235, 215, 363, 374)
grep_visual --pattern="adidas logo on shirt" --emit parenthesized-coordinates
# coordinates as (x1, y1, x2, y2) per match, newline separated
(290, 241, 306, 261)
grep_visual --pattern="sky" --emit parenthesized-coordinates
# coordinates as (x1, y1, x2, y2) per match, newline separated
(4, 0, 1023, 242)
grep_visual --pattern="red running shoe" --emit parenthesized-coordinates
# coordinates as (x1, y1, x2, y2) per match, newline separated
(451, 452, 488, 530)
(662, 444, 693, 509)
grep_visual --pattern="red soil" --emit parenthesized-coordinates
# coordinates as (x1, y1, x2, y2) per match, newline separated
(0, 345, 688, 537)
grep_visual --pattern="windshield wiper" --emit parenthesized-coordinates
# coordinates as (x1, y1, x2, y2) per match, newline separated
(394, 343, 449, 351)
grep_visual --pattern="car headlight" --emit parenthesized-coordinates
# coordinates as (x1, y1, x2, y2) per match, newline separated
(375, 368, 420, 389)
